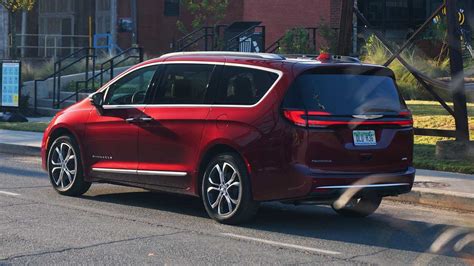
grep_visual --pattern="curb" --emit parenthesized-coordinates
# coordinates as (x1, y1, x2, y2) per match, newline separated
(0, 143, 41, 157)
(387, 188, 474, 212)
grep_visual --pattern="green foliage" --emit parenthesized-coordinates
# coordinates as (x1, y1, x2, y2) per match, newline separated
(21, 59, 55, 81)
(177, 0, 229, 32)
(278, 28, 313, 54)
(318, 21, 338, 54)
(1, 0, 36, 58)
(0, 122, 48, 132)
(361, 34, 451, 101)
(0, 0, 35, 13)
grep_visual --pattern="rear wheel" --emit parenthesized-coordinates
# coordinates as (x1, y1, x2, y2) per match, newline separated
(201, 153, 259, 224)
(332, 196, 382, 217)
(47, 135, 91, 196)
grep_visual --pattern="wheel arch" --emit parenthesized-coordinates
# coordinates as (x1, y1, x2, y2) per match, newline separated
(46, 125, 86, 173)
(196, 142, 252, 198)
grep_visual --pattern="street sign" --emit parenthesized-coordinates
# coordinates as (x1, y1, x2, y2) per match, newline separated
(0, 61, 21, 110)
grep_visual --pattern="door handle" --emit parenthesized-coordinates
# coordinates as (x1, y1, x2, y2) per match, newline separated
(139, 117, 154, 122)
(125, 117, 139, 123)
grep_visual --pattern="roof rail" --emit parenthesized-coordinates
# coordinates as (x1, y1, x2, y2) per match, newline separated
(283, 54, 361, 63)
(160, 51, 286, 60)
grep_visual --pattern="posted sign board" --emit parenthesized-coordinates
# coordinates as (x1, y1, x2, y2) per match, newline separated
(0, 61, 21, 110)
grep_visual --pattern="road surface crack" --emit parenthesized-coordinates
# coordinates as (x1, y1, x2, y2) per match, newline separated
(0, 231, 185, 262)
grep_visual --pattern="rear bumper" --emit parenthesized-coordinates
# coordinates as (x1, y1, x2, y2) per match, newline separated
(307, 167, 415, 200)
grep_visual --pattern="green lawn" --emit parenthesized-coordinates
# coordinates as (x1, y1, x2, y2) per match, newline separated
(407, 100, 474, 174)
(0, 122, 48, 132)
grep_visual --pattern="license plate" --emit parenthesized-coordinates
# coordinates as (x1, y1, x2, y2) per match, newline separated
(353, 130, 376, 146)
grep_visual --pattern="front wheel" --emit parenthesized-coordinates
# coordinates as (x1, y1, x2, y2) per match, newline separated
(332, 196, 382, 217)
(47, 135, 91, 196)
(201, 153, 259, 224)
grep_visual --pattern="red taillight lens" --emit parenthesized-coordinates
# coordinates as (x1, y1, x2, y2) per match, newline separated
(399, 110, 413, 127)
(283, 110, 331, 127)
(283, 110, 307, 127)
(283, 109, 413, 128)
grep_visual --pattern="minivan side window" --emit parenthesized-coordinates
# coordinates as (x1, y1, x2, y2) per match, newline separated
(153, 64, 216, 104)
(104, 66, 158, 105)
(215, 66, 279, 105)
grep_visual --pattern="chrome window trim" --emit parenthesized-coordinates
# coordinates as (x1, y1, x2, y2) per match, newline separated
(95, 60, 284, 110)
(315, 183, 411, 189)
(92, 168, 187, 177)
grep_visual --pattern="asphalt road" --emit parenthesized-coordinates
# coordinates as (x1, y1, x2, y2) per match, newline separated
(0, 153, 473, 265)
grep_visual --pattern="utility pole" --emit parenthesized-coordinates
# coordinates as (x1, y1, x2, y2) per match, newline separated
(352, 0, 358, 55)
(446, 0, 470, 142)
(337, 0, 355, 55)
(131, 0, 138, 46)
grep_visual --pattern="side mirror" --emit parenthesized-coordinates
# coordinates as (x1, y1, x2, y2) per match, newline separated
(90, 92, 104, 108)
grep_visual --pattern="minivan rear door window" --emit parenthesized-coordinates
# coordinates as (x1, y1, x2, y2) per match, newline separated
(214, 66, 279, 105)
(285, 74, 404, 115)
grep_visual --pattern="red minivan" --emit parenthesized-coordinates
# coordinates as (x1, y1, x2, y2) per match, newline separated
(42, 52, 415, 224)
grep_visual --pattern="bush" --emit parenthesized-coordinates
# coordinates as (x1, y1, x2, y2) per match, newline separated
(318, 22, 338, 54)
(361, 35, 452, 101)
(278, 28, 314, 54)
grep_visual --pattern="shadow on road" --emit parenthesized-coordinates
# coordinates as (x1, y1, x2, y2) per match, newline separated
(0, 165, 46, 179)
(80, 190, 473, 259)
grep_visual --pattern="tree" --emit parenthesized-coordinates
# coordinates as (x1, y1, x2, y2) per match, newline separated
(0, 0, 36, 58)
(177, 0, 229, 33)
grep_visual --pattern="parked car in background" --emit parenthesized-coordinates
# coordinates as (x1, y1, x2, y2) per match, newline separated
(42, 52, 415, 224)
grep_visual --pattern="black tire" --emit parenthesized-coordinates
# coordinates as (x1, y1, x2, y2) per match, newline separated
(47, 135, 91, 196)
(201, 152, 259, 224)
(332, 196, 382, 217)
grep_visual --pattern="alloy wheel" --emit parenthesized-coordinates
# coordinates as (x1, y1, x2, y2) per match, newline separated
(50, 142, 77, 191)
(206, 162, 242, 217)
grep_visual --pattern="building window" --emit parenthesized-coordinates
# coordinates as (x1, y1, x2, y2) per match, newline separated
(39, 0, 74, 13)
(96, 0, 112, 34)
(164, 0, 180, 17)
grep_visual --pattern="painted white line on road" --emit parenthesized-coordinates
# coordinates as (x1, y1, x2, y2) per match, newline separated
(0, 191, 21, 196)
(222, 233, 341, 255)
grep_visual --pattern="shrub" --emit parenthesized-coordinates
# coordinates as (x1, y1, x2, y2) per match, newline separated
(317, 22, 338, 54)
(278, 28, 314, 54)
(361, 34, 452, 101)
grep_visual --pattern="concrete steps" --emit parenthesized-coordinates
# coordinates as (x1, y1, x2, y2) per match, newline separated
(35, 92, 91, 116)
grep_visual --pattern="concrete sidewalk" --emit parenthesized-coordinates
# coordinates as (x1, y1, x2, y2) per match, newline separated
(0, 129, 473, 212)
(0, 129, 43, 155)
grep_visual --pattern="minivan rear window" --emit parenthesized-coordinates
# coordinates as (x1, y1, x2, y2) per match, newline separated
(283, 74, 404, 115)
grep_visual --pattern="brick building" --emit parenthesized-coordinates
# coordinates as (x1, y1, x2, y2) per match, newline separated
(1, 0, 473, 59)
(117, 0, 342, 55)
(0, 0, 341, 58)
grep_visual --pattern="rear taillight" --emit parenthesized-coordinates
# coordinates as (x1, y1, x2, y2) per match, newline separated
(398, 110, 413, 127)
(283, 110, 307, 127)
(283, 109, 331, 127)
(283, 109, 413, 128)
